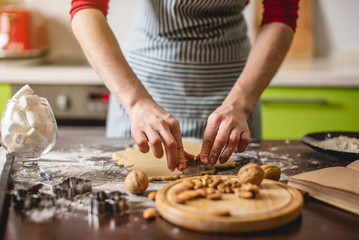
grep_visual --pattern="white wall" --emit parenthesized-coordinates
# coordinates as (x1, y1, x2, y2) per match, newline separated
(22, 0, 136, 62)
(6, 0, 359, 61)
(314, 0, 359, 56)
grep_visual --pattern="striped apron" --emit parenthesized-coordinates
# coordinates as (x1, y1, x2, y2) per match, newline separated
(106, 0, 262, 139)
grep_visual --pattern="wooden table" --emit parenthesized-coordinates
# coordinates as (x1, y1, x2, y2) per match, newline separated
(1, 135, 359, 240)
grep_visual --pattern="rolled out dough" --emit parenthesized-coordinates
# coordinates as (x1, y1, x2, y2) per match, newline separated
(113, 141, 235, 181)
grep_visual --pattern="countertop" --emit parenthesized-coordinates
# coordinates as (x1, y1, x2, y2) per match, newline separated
(1, 55, 359, 87)
(0, 131, 359, 240)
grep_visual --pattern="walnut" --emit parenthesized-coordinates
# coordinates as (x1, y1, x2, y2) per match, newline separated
(261, 165, 281, 181)
(125, 170, 149, 195)
(237, 163, 264, 185)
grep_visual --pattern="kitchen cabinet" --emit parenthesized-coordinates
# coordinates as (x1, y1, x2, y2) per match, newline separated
(0, 84, 11, 116)
(261, 87, 359, 140)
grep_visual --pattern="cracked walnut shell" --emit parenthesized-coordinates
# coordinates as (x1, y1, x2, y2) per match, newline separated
(261, 165, 281, 181)
(237, 163, 264, 185)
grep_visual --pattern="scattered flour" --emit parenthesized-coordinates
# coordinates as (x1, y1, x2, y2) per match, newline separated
(234, 150, 298, 171)
(10, 140, 300, 223)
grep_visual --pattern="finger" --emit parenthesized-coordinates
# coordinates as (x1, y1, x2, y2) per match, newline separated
(200, 117, 220, 164)
(158, 129, 178, 171)
(184, 151, 195, 160)
(132, 131, 149, 153)
(157, 118, 186, 171)
(146, 129, 164, 158)
(219, 129, 240, 164)
(235, 130, 250, 153)
(209, 123, 231, 165)
(176, 143, 186, 171)
(169, 120, 186, 171)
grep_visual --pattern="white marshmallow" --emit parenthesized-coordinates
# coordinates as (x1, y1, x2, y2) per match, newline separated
(14, 132, 28, 144)
(39, 104, 52, 119)
(1, 132, 14, 149)
(11, 84, 34, 100)
(45, 121, 56, 143)
(1, 122, 22, 134)
(12, 110, 30, 131)
(26, 127, 48, 150)
(0, 126, 5, 136)
(33, 105, 49, 125)
(2, 101, 19, 125)
(9, 142, 34, 153)
(19, 94, 41, 109)
(25, 108, 46, 133)
(1, 132, 33, 154)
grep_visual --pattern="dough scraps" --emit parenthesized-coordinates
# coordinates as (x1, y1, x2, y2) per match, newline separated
(113, 140, 235, 181)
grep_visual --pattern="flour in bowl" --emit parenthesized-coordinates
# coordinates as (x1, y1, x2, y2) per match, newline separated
(314, 136, 359, 153)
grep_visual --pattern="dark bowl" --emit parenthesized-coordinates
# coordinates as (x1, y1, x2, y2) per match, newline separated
(301, 131, 359, 161)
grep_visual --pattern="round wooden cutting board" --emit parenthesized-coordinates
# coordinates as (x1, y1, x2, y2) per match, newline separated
(156, 176, 303, 233)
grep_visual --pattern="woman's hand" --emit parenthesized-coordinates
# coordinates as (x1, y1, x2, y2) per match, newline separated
(200, 103, 250, 165)
(200, 22, 294, 165)
(71, 9, 187, 172)
(128, 99, 187, 172)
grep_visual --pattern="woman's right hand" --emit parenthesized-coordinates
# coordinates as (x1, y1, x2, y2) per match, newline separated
(71, 9, 187, 172)
(128, 99, 187, 172)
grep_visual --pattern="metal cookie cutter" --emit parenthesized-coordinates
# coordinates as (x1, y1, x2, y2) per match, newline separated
(12, 184, 56, 211)
(89, 191, 129, 216)
(53, 177, 92, 199)
(182, 158, 215, 175)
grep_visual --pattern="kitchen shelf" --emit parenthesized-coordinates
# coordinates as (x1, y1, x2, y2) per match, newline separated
(270, 54, 359, 87)
(0, 55, 359, 86)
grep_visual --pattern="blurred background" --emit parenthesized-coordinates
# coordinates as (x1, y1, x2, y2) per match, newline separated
(0, 0, 358, 139)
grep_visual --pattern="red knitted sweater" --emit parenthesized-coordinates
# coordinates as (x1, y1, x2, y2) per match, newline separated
(70, 0, 299, 30)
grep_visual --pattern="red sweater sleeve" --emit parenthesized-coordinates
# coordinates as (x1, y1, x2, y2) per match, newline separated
(70, 0, 109, 19)
(261, 0, 299, 31)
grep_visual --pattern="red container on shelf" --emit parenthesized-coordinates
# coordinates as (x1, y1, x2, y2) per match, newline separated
(0, 7, 48, 58)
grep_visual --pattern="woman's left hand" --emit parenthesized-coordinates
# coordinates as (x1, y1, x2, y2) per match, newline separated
(200, 103, 250, 165)
(199, 22, 295, 165)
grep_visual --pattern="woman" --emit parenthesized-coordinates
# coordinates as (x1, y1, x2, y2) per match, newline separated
(70, 0, 299, 171)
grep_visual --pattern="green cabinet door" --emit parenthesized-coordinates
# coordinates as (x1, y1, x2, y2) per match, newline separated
(261, 87, 359, 140)
(0, 84, 12, 117)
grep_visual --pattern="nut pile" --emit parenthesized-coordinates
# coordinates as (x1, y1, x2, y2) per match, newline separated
(171, 163, 281, 204)
(171, 175, 259, 204)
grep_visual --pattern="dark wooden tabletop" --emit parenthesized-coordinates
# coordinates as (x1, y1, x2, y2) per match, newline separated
(1, 135, 359, 240)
